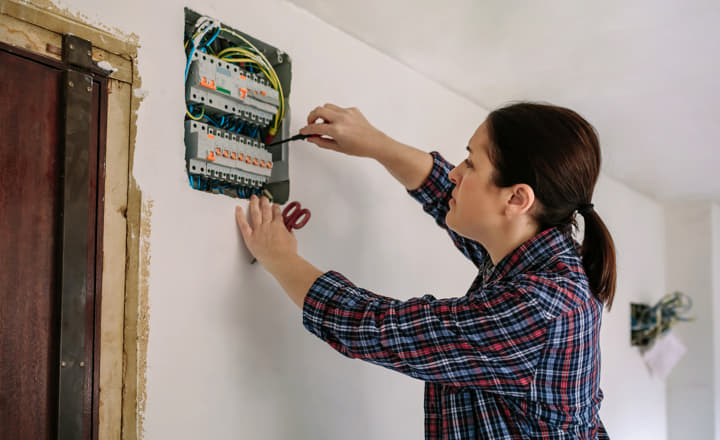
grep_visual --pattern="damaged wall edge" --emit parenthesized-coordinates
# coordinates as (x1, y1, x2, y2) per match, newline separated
(0, 1, 146, 439)
(122, 35, 147, 440)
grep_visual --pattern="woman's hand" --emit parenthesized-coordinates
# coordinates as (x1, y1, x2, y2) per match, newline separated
(235, 195, 324, 308)
(299, 103, 389, 159)
(235, 195, 297, 270)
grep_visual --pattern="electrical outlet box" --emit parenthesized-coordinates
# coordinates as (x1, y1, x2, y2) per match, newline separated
(183, 8, 291, 203)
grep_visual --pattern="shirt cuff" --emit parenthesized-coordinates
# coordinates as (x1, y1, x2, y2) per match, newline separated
(302, 270, 352, 339)
(406, 151, 454, 205)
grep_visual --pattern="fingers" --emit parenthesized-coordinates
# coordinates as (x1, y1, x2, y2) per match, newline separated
(235, 206, 252, 239)
(272, 204, 283, 223)
(299, 122, 335, 138)
(306, 105, 340, 125)
(305, 136, 340, 151)
(249, 195, 261, 227)
(260, 196, 272, 223)
(323, 103, 344, 111)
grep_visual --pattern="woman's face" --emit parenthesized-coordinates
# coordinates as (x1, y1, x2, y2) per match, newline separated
(446, 121, 506, 241)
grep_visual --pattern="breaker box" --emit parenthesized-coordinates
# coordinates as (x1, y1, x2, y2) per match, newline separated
(183, 8, 292, 203)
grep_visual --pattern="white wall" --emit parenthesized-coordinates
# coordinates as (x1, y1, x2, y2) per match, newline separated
(715, 203, 720, 440)
(54, 0, 669, 438)
(665, 202, 716, 440)
(594, 176, 667, 440)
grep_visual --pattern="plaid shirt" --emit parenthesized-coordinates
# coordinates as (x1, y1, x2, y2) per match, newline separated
(303, 151, 608, 439)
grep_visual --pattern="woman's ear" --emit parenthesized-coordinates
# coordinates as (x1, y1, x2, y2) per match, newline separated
(506, 183, 535, 217)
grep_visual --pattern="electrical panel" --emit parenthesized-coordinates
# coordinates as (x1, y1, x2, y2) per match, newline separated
(184, 8, 292, 203)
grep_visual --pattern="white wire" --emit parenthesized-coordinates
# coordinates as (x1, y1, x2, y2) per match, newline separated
(192, 16, 220, 47)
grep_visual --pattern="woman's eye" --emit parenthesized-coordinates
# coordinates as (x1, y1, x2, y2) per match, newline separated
(464, 159, 473, 168)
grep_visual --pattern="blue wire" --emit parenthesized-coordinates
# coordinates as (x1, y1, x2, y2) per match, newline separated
(203, 114, 220, 127)
(184, 43, 196, 83)
(189, 175, 194, 188)
(205, 27, 221, 48)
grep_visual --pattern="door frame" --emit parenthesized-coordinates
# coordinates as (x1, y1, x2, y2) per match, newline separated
(0, 2, 144, 439)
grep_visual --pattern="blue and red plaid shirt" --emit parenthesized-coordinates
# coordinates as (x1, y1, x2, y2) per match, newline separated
(303, 151, 608, 439)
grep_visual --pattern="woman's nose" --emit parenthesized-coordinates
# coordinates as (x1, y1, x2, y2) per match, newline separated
(449, 166, 459, 184)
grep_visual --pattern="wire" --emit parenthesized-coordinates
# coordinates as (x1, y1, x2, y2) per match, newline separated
(184, 42, 196, 83)
(203, 114, 220, 127)
(204, 27, 221, 49)
(216, 35, 286, 134)
(631, 291, 694, 346)
(186, 105, 204, 120)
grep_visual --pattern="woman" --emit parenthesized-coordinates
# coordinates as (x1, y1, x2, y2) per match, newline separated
(235, 102, 614, 439)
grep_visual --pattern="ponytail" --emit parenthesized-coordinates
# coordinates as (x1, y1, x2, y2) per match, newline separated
(580, 208, 617, 310)
(486, 102, 618, 311)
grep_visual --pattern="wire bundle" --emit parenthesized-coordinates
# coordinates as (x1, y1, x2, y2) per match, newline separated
(184, 15, 285, 199)
(630, 291, 694, 346)
(184, 17, 285, 137)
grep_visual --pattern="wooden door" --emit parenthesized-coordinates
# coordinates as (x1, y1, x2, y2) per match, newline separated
(0, 42, 105, 440)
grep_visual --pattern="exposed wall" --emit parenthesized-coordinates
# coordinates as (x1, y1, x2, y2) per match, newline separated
(665, 201, 717, 440)
(54, 0, 669, 438)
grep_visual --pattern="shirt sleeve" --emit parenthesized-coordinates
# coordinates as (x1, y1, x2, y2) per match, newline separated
(407, 151, 488, 268)
(303, 270, 549, 396)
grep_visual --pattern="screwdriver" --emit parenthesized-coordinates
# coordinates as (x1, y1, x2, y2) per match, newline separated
(265, 133, 311, 147)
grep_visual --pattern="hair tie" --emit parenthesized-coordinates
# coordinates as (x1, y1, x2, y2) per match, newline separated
(577, 203, 594, 216)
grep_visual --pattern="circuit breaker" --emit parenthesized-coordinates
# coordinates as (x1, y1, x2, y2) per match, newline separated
(183, 8, 292, 203)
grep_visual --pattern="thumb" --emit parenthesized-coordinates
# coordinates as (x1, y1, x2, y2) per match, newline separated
(235, 206, 252, 240)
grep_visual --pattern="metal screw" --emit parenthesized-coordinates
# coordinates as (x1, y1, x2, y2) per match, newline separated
(79, 361, 85, 367)
(69, 43, 74, 50)
(87, 50, 92, 57)
(87, 86, 92, 92)
(68, 81, 74, 88)
(276, 51, 283, 64)
(61, 361, 67, 367)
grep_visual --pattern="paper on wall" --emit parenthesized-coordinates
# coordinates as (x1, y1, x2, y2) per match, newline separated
(642, 331, 687, 380)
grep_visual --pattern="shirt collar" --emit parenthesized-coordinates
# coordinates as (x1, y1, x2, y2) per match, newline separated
(483, 227, 577, 284)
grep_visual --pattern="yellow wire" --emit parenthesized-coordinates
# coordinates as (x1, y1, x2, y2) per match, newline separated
(186, 106, 204, 120)
(185, 27, 286, 134)
(218, 29, 286, 133)
(220, 54, 285, 134)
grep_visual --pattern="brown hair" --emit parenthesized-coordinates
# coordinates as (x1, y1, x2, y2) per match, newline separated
(485, 102, 617, 310)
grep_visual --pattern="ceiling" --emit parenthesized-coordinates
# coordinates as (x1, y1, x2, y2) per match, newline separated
(288, 0, 720, 203)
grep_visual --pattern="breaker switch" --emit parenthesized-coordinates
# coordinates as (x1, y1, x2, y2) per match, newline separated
(206, 151, 216, 161)
(200, 77, 216, 90)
